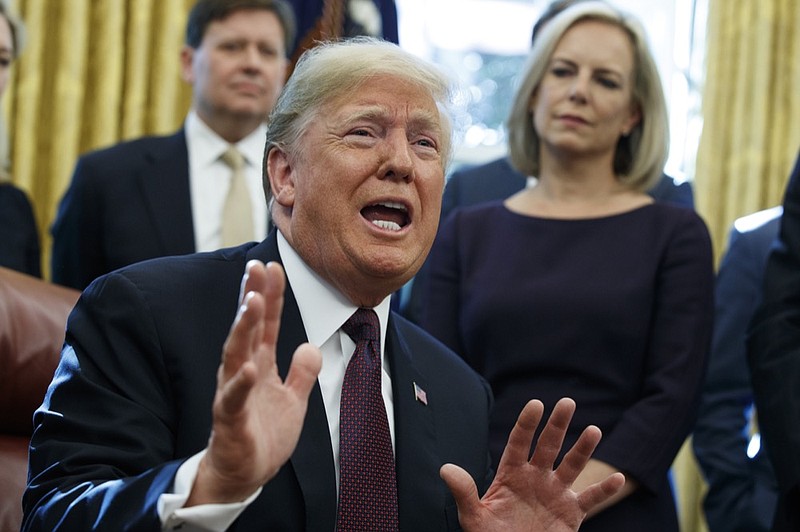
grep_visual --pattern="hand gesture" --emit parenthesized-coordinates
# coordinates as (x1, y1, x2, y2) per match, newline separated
(187, 260, 322, 505)
(441, 397, 625, 531)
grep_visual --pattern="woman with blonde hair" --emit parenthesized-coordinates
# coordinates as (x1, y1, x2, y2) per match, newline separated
(0, 2, 40, 277)
(420, 2, 713, 530)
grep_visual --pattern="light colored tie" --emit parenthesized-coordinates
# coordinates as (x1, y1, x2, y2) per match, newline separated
(220, 146, 254, 247)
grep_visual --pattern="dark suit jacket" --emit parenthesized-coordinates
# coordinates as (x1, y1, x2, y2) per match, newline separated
(24, 233, 493, 531)
(0, 183, 41, 277)
(400, 156, 696, 323)
(50, 130, 195, 291)
(693, 208, 781, 532)
(748, 150, 800, 532)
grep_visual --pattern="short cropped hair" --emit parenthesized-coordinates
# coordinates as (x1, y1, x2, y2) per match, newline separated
(508, 1, 668, 191)
(264, 37, 457, 194)
(185, 0, 296, 57)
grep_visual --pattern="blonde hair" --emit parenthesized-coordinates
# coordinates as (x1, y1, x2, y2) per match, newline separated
(507, 1, 668, 191)
(264, 37, 457, 199)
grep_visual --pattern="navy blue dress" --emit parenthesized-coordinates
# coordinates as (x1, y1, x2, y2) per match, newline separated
(421, 201, 714, 531)
(0, 182, 41, 277)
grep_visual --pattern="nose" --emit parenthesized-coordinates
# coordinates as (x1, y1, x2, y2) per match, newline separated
(380, 130, 415, 183)
(568, 74, 589, 103)
(242, 45, 263, 71)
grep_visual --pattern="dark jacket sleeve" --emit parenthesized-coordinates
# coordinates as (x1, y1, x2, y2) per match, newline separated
(748, 151, 800, 531)
(22, 271, 203, 530)
(694, 220, 779, 532)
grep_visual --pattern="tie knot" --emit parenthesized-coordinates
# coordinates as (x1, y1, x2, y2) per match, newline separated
(220, 146, 244, 171)
(342, 308, 380, 345)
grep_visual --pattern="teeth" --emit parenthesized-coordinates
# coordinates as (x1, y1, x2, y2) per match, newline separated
(377, 201, 407, 211)
(372, 220, 402, 231)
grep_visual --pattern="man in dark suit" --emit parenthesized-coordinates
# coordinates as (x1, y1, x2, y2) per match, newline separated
(748, 149, 800, 532)
(50, 0, 296, 290)
(693, 207, 781, 531)
(24, 39, 624, 531)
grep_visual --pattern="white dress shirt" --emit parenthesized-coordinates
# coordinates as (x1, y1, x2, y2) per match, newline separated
(159, 232, 394, 531)
(184, 111, 268, 252)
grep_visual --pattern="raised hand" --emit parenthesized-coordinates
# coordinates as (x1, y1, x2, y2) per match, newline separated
(441, 397, 625, 531)
(187, 260, 322, 505)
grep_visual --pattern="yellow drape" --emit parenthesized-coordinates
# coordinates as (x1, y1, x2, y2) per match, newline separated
(696, 0, 800, 264)
(679, 2, 800, 531)
(3, 0, 194, 278)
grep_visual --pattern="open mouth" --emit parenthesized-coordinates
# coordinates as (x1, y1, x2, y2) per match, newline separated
(361, 201, 410, 232)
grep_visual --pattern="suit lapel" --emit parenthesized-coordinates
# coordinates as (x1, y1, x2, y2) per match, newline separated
(247, 235, 338, 530)
(388, 317, 448, 530)
(137, 130, 196, 255)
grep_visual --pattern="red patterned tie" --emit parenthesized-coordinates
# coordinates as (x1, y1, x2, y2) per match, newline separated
(337, 308, 399, 531)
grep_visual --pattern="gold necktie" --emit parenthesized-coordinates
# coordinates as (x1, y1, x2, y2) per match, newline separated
(220, 146, 254, 247)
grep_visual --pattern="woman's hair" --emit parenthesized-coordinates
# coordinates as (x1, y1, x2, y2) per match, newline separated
(264, 37, 457, 195)
(0, 2, 23, 58)
(507, 1, 669, 191)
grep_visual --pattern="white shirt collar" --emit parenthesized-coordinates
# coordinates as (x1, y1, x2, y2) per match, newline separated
(277, 231, 391, 351)
(185, 110, 266, 167)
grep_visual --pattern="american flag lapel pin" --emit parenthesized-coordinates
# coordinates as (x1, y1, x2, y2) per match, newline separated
(413, 382, 428, 406)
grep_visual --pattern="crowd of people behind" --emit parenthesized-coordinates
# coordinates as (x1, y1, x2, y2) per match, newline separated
(2, 0, 799, 530)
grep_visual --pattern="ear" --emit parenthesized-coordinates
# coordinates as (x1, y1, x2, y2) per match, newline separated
(179, 45, 195, 84)
(623, 104, 642, 136)
(267, 147, 296, 208)
(528, 90, 539, 112)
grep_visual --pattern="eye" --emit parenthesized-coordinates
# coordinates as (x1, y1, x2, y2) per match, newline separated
(598, 77, 621, 89)
(259, 45, 278, 57)
(551, 67, 573, 77)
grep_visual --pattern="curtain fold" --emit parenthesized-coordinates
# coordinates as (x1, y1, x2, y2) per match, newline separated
(3, 0, 193, 277)
(696, 0, 800, 264)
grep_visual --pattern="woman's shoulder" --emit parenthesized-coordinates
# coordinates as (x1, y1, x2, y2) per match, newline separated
(0, 181, 34, 207)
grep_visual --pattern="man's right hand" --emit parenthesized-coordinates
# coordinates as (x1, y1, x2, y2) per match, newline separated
(187, 260, 322, 505)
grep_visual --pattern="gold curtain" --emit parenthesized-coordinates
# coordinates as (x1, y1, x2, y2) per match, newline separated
(696, 0, 800, 264)
(2, 0, 195, 279)
(679, 1, 800, 531)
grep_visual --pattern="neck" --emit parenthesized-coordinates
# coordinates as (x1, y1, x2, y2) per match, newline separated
(195, 109, 262, 144)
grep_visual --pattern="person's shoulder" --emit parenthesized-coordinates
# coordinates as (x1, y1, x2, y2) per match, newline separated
(448, 157, 526, 190)
(732, 206, 783, 238)
(648, 200, 706, 226)
(0, 181, 31, 204)
(91, 242, 255, 296)
(78, 130, 184, 165)
(391, 312, 484, 384)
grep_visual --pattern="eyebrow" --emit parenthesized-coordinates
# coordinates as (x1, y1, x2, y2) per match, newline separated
(343, 105, 443, 136)
(550, 57, 626, 80)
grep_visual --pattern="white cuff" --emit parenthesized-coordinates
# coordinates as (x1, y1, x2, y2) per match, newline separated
(158, 450, 263, 531)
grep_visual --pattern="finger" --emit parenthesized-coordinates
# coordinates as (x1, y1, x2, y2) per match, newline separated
(218, 358, 259, 416)
(529, 397, 575, 469)
(440, 463, 480, 519)
(284, 343, 323, 400)
(554, 425, 602, 486)
(495, 399, 544, 471)
(576, 472, 626, 513)
(259, 262, 286, 349)
(222, 290, 266, 382)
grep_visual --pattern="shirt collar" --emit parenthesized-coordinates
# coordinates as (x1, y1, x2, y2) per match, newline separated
(277, 231, 391, 351)
(185, 110, 267, 168)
